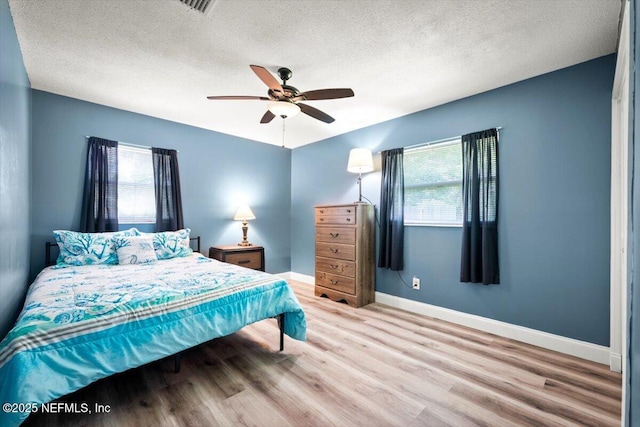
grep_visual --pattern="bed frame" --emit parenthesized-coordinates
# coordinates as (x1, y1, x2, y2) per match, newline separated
(44, 236, 285, 373)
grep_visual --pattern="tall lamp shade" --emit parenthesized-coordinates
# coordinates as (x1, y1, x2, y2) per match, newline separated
(234, 206, 256, 246)
(347, 148, 374, 174)
(347, 148, 374, 202)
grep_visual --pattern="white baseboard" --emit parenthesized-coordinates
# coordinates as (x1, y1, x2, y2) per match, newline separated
(283, 271, 611, 365)
(374, 291, 611, 366)
(610, 352, 622, 372)
(282, 271, 314, 285)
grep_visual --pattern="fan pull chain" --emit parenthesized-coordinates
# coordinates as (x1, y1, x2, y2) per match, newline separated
(282, 116, 286, 148)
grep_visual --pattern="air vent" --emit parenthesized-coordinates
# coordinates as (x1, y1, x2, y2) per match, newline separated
(178, 0, 214, 14)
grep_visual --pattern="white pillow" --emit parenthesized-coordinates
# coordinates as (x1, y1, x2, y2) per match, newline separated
(114, 235, 158, 265)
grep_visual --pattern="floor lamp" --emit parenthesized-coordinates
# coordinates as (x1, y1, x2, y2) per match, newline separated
(347, 148, 374, 203)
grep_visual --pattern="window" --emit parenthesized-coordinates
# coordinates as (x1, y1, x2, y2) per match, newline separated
(117, 144, 155, 224)
(404, 139, 462, 226)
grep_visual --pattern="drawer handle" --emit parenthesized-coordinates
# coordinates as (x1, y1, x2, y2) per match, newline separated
(238, 260, 250, 264)
(347, 209, 351, 213)
(345, 218, 351, 222)
(330, 280, 339, 285)
(319, 218, 325, 222)
(330, 248, 339, 253)
(330, 264, 339, 269)
(329, 232, 339, 238)
(319, 209, 324, 213)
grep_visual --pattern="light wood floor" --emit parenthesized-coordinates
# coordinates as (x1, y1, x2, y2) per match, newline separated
(25, 280, 622, 427)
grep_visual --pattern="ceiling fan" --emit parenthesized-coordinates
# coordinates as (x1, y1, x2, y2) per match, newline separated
(207, 65, 354, 124)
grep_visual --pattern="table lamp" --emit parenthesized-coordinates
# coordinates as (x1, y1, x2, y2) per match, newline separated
(234, 206, 256, 246)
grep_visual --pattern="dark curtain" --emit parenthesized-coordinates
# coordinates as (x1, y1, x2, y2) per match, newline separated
(152, 148, 184, 232)
(378, 148, 404, 270)
(460, 128, 499, 284)
(80, 137, 118, 232)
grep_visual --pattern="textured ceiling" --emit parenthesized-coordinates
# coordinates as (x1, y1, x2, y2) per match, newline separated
(9, 0, 621, 148)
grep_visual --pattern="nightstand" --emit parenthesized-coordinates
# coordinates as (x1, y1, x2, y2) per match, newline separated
(209, 245, 265, 271)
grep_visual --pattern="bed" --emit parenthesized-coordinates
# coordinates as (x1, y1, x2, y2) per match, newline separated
(0, 229, 306, 426)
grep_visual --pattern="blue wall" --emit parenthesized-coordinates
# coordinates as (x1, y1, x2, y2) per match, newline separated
(0, 0, 31, 338)
(291, 55, 614, 346)
(30, 91, 291, 276)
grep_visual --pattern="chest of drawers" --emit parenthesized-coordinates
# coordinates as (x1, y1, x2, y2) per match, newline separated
(314, 203, 375, 307)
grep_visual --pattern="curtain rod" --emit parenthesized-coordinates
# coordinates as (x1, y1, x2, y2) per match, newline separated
(379, 127, 503, 153)
(403, 127, 503, 150)
(84, 136, 171, 152)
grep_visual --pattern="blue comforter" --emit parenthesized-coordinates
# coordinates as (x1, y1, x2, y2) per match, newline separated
(0, 254, 306, 426)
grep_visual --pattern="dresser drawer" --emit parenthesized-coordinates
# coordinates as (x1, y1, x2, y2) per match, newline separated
(316, 227, 356, 245)
(224, 251, 263, 270)
(316, 271, 356, 294)
(316, 206, 356, 216)
(316, 242, 356, 261)
(315, 206, 357, 225)
(316, 256, 356, 277)
(315, 213, 356, 225)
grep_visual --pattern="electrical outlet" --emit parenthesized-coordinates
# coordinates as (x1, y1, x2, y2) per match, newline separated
(412, 276, 420, 290)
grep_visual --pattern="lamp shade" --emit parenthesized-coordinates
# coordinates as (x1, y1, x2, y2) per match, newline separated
(233, 206, 256, 221)
(268, 101, 301, 118)
(347, 148, 374, 173)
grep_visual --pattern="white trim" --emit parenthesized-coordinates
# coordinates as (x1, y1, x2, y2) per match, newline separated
(280, 271, 314, 285)
(612, 3, 630, 96)
(405, 136, 461, 151)
(610, 352, 622, 373)
(610, 96, 624, 372)
(118, 142, 152, 153)
(610, 0, 630, 374)
(611, 2, 629, 423)
(404, 222, 462, 228)
(286, 270, 611, 365)
(374, 291, 611, 365)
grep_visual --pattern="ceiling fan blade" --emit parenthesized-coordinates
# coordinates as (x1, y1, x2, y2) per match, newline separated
(207, 95, 270, 101)
(293, 88, 354, 102)
(260, 110, 275, 124)
(250, 65, 284, 96)
(298, 103, 335, 123)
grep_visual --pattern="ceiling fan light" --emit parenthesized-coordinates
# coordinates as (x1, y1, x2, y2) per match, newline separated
(268, 101, 300, 118)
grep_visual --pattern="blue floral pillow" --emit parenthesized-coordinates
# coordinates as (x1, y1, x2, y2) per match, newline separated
(150, 228, 193, 260)
(53, 228, 140, 266)
(114, 235, 157, 265)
